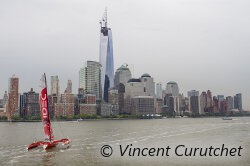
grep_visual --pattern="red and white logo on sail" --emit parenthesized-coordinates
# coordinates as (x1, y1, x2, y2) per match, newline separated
(40, 75, 54, 141)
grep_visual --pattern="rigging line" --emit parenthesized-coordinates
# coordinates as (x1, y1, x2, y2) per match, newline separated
(34, 119, 40, 141)
(54, 113, 65, 138)
(58, 121, 65, 138)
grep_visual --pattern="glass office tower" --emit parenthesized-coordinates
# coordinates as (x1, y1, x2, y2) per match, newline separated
(99, 8, 114, 102)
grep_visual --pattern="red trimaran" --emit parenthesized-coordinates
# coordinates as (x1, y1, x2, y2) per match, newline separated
(28, 73, 71, 150)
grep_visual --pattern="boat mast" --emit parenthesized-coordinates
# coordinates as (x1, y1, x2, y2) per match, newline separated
(44, 73, 52, 142)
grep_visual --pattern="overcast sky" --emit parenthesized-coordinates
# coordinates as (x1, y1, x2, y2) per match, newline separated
(0, 0, 249, 110)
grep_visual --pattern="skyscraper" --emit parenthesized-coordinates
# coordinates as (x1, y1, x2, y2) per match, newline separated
(141, 73, 155, 97)
(226, 96, 234, 111)
(206, 90, 213, 108)
(114, 64, 132, 88)
(65, 80, 72, 93)
(164, 81, 179, 107)
(50, 76, 60, 97)
(217, 95, 224, 112)
(79, 61, 102, 100)
(19, 92, 27, 118)
(234, 93, 242, 111)
(48, 94, 58, 119)
(156, 83, 162, 99)
(99, 8, 114, 102)
(166, 81, 179, 96)
(200, 91, 207, 114)
(187, 90, 199, 97)
(188, 90, 200, 114)
(8, 75, 19, 119)
(217, 95, 224, 102)
(19, 88, 40, 118)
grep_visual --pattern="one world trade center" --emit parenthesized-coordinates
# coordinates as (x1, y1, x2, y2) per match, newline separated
(99, 8, 114, 102)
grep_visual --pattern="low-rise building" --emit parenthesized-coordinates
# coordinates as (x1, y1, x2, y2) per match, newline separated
(80, 94, 96, 115)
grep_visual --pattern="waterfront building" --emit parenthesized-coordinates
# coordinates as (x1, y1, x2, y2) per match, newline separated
(131, 96, 154, 115)
(114, 64, 132, 88)
(226, 96, 234, 111)
(166, 81, 179, 96)
(176, 94, 186, 115)
(217, 95, 224, 112)
(156, 83, 162, 99)
(141, 73, 155, 96)
(206, 90, 212, 107)
(8, 75, 19, 119)
(187, 90, 199, 97)
(74, 88, 85, 115)
(55, 93, 74, 117)
(118, 83, 126, 114)
(155, 98, 163, 114)
(213, 97, 219, 113)
(188, 90, 200, 114)
(168, 96, 177, 116)
(162, 90, 167, 102)
(164, 93, 172, 106)
(123, 74, 155, 115)
(220, 99, 228, 114)
(189, 96, 200, 114)
(124, 74, 155, 98)
(79, 61, 102, 100)
(234, 93, 242, 111)
(124, 78, 145, 99)
(99, 8, 114, 102)
(217, 95, 224, 102)
(200, 92, 207, 114)
(26, 88, 40, 117)
(19, 93, 27, 118)
(234, 96, 237, 109)
(0, 99, 3, 108)
(206, 90, 213, 112)
(122, 78, 142, 114)
(100, 103, 112, 116)
(65, 80, 72, 93)
(80, 94, 96, 115)
(48, 94, 58, 119)
(108, 88, 119, 115)
(77, 88, 85, 104)
(184, 97, 189, 112)
(108, 89, 118, 105)
(19, 88, 40, 118)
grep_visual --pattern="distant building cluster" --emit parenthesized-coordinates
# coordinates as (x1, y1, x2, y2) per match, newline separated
(0, 9, 246, 120)
(0, 68, 244, 120)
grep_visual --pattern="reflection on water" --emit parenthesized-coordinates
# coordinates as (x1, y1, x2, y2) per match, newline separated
(42, 152, 55, 166)
(0, 117, 250, 166)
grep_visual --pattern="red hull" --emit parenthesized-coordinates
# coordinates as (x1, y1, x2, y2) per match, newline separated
(28, 138, 71, 150)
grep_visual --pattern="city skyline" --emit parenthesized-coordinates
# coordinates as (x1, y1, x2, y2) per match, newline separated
(0, 0, 249, 110)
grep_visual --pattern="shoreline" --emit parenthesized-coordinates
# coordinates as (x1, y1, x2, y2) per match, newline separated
(0, 116, 249, 122)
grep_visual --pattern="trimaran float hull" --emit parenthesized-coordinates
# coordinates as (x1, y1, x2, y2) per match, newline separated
(28, 139, 71, 150)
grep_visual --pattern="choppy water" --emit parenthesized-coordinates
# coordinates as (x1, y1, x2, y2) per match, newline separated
(0, 117, 250, 166)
